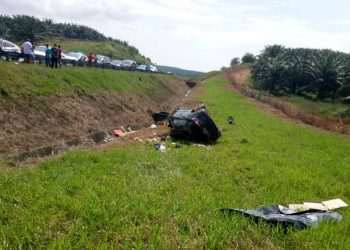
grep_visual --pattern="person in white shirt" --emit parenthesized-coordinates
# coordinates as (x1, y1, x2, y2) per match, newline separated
(22, 39, 33, 63)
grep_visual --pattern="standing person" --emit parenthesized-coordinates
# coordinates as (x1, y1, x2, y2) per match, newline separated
(94, 53, 97, 64)
(31, 43, 35, 63)
(50, 44, 59, 68)
(22, 39, 33, 63)
(0, 37, 4, 52)
(45, 44, 51, 67)
(87, 53, 93, 67)
(58, 45, 62, 67)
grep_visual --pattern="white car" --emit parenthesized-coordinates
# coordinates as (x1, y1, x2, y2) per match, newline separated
(2, 39, 21, 53)
(34, 46, 76, 60)
(147, 65, 158, 73)
(62, 52, 77, 61)
(66, 52, 87, 62)
(33, 45, 47, 57)
(121, 59, 137, 70)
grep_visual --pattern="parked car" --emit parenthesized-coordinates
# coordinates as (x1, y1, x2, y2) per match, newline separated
(136, 64, 147, 72)
(66, 52, 87, 62)
(110, 59, 122, 70)
(95, 55, 110, 63)
(61, 53, 77, 62)
(34, 46, 75, 63)
(1, 39, 21, 53)
(33, 45, 47, 62)
(33, 45, 46, 57)
(146, 65, 158, 73)
(121, 59, 137, 71)
(95, 55, 111, 68)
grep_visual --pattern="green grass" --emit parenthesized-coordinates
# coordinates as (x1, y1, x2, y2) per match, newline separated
(281, 95, 350, 118)
(1, 75, 350, 248)
(0, 61, 172, 99)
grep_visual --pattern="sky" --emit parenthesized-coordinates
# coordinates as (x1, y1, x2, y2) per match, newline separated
(1, 0, 350, 72)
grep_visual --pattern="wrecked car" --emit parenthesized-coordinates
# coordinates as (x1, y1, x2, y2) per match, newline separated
(168, 106, 221, 144)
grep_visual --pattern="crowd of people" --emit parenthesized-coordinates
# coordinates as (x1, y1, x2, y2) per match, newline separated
(43, 43, 62, 68)
(1, 38, 110, 69)
(0, 38, 64, 68)
(21, 39, 62, 68)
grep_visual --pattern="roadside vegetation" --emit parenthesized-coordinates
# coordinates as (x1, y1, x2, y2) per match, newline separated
(251, 45, 350, 100)
(229, 46, 350, 118)
(1, 74, 349, 248)
(280, 95, 350, 118)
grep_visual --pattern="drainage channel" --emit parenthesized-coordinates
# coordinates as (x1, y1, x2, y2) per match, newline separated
(8, 122, 150, 162)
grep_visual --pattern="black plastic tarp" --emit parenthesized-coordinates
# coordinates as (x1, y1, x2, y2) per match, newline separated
(221, 205, 343, 229)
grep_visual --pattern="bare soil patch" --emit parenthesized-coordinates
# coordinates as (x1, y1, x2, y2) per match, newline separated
(0, 78, 189, 156)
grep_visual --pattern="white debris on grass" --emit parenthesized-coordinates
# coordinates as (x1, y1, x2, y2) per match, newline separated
(288, 198, 348, 213)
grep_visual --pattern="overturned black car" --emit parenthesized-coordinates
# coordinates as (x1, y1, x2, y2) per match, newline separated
(167, 106, 221, 144)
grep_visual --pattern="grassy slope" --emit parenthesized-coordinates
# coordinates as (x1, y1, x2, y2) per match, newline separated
(0, 61, 170, 99)
(281, 95, 350, 118)
(244, 67, 350, 118)
(1, 75, 350, 248)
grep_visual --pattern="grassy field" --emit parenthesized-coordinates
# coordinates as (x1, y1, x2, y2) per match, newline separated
(0, 61, 171, 99)
(1, 75, 350, 248)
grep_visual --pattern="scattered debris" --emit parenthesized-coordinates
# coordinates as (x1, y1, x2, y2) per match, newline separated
(152, 112, 169, 123)
(288, 198, 348, 213)
(172, 142, 182, 148)
(186, 80, 197, 88)
(102, 134, 113, 143)
(154, 143, 167, 152)
(133, 137, 144, 142)
(221, 199, 348, 229)
(89, 131, 110, 144)
(227, 116, 234, 124)
(113, 129, 126, 137)
(168, 105, 221, 144)
(120, 126, 127, 133)
(150, 124, 157, 129)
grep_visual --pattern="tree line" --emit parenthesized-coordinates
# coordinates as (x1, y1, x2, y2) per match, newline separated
(0, 14, 131, 47)
(249, 45, 350, 100)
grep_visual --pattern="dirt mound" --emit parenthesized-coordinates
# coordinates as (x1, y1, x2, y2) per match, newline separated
(0, 79, 189, 156)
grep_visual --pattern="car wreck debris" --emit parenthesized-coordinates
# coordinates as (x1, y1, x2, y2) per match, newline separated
(154, 143, 167, 152)
(168, 105, 221, 144)
(221, 199, 347, 229)
(152, 112, 170, 123)
(227, 116, 234, 124)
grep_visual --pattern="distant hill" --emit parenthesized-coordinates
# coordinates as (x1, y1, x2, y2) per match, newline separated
(157, 65, 204, 78)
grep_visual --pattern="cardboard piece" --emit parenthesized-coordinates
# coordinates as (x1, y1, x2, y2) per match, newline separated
(113, 129, 126, 137)
(322, 199, 348, 210)
(288, 198, 348, 213)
